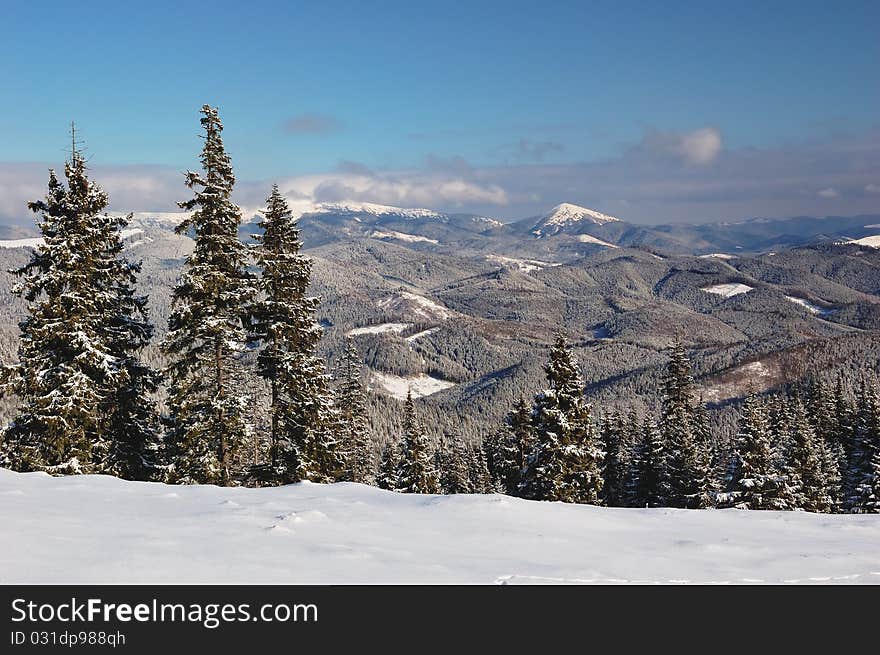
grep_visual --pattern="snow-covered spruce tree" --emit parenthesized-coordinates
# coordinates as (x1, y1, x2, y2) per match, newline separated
(625, 417, 670, 508)
(1, 142, 158, 476)
(600, 409, 632, 507)
(806, 379, 839, 448)
(468, 442, 494, 493)
(492, 398, 534, 495)
(335, 337, 374, 483)
(848, 378, 880, 512)
(857, 446, 880, 512)
(251, 182, 342, 483)
(162, 105, 257, 486)
(659, 342, 714, 508)
(438, 433, 471, 494)
(396, 391, 439, 493)
(519, 333, 604, 504)
(786, 399, 835, 513)
(732, 394, 791, 510)
(691, 402, 719, 508)
(376, 441, 400, 491)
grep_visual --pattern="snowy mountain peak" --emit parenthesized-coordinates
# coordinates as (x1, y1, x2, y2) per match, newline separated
(532, 203, 621, 237)
(543, 203, 621, 226)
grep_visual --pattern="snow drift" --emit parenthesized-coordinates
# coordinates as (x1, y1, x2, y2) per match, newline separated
(1, 469, 878, 584)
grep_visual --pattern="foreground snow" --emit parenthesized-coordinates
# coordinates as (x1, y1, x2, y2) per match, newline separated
(1, 470, 878, 584)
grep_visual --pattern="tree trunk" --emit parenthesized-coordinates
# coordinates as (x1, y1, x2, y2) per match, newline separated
(215, 335, 228, 486)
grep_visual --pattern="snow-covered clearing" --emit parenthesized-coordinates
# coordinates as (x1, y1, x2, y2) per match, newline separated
(485, 254, 560, 272)
(377, 292, 453, 321)
(847, 235, 880, 248)
(784, 295, 834, 315)
(575, 234, 618, 248)
(369, 370, 455, 399)
(699, 253, 737, 260)
(347, 322, 411, 336)
(369, 229, 439, 244)
(702, 283, 753, 297)
(703, 360, 777, 403)
(0, 229, 143, 250)
(405, 327, 439, 343)
(0, 237, 43, 249)
(1, 469, 878, 584)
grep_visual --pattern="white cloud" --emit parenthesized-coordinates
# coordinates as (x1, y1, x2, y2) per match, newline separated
(634, 127, 724, 165)
(275, 170, 508, 213)
(678, 127, 724, 165)
(818, 187, 839, 198)
(866, 183, 880, 194)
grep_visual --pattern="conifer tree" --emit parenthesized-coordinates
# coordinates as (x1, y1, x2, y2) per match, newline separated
(601, 409, 631, 507)
(858, 447, 880, 512)
(807, 379, 838, 447)
(396, 391, 439, 493)
(626, 417, 670, 507)
(376, 441, 400, 491)
(162, 105, 256, 486)
(519, 333, 604, 504)
(848, 378, 880, 512)
(335, 338, 373, 483)
(1, 136, 157, 476)
(468, 442, 494, 493)
(691, 402, 718, 508)
(252, 183, 341, 482)
(787, 399, 834, 512)
(659, 342, 713, 508)
(492, 398, 534, 495)
(732, 395, 790, 510)
(438, 433, 471, 494)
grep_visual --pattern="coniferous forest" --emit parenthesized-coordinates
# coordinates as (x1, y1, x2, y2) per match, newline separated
(1, 105, 878, 515)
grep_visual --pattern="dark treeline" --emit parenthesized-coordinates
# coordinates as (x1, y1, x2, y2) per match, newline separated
(0, 106, 877, 513)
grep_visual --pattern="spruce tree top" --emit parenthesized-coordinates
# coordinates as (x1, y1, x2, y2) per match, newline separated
(544, 332, 583, 399)
(176, 105, 240, 238)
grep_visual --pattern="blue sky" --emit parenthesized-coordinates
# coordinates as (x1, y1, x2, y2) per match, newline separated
(1, 0, 878, 223)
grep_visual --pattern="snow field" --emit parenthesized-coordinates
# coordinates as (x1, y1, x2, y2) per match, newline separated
(1, 469, 878, 584)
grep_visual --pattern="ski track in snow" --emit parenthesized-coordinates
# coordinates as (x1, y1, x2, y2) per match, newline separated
(1, 469, 879, 585)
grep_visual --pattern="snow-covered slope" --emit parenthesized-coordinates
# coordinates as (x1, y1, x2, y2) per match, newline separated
(2, 469, 878, 584)
(376, 291, 454, 321)
(0, 229, 144, 250)
(784, 295, 834, 315)
(307, 201, 446, 221)
(369, 229, 440, 244)
(575, 233, 619, 248)
(532, 203, 621, 237)
(369, 371, 456, 399)
(0, 237, 43, 249)
(702, 283, 754, 297)
(846, 234, 880, 248)
(699, 253, 737, 260)
(485, 254, 560, 272)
